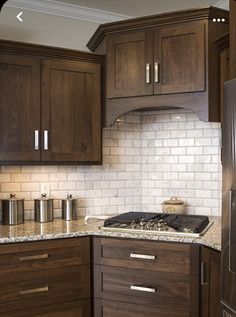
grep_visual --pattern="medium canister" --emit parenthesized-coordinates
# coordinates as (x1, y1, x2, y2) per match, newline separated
(62, 195, 77, 221)
(1, 193, 24, 225)
(34, 194, 54, 223)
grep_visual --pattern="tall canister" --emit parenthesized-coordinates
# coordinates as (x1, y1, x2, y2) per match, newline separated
(62, 194, 77, 221)
(1, 193, 24, 225)
(34, 194, 54, 223)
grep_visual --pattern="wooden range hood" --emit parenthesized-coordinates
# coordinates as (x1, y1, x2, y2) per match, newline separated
(87, 7, 229, 126)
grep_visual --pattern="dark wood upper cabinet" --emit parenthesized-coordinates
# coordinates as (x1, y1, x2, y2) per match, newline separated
(107, 30, 153, 98)
(87, 7, 229, 126)
(0, 53, 41, 162)
(154, 22, 205, 95)
(0, 41, 103, 164)
(41, 59, 101, 163)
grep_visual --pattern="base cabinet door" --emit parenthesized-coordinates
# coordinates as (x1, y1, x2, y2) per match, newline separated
(201, 246, 221, 317)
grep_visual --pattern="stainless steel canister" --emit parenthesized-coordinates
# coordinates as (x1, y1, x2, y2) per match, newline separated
(34, 194, 54, 223)
(62, 194, 77, 221)
(1, 193, 24, 225)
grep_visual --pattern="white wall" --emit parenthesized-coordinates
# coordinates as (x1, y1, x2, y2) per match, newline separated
(0, 6, 98, 50)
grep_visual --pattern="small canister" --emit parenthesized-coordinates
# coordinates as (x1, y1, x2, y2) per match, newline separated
(62, 194, 77, 221)
(1, 193, 24, 225)
(34, 194, 54, 223)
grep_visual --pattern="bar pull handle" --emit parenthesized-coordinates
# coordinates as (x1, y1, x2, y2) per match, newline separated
(44, 130, 49, 150)
(130, 285, 156, 293)
(154, 62, 159, 83)
(201, 261, 208, 286)
(130, 253, 156, 260)
(20, 286, 48, 295)
(146, 63, 151, 84)
(34, 130, 39, 150)
(20, 253, 49, 262)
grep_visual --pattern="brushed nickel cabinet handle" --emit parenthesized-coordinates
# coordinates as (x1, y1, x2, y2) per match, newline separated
(130, 253, 156, 260)
(154, 62, 159, 83)
(146, 63, 151, 84)
(19, 253, 49, 262)
(44, 130, 49, 150)
(130, 285, 156, 293)
(34, 130, 39, 150)
(20, 286, 48, 295)
(201, 261, 208, 286)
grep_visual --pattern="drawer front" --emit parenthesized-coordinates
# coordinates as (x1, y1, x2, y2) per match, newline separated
(94, 299, 198, 317)
(94, 265, 199, 313)
(0, 237, 90, 278)
(0, 264, 90, 313)
(94, 237, 199, 274)
(1, 299, 91, 317)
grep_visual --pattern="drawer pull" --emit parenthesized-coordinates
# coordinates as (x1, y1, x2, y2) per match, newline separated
(130, 285, 156, 293)
(20, 253, 49, 262)
(20, 286, 48, 295)
(201, 261, 208, 286)
(130, 253, 156, 260)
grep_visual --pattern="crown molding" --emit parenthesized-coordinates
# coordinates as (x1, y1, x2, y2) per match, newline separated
(215, 0, 229, 10)
(4, 0, 132, 23)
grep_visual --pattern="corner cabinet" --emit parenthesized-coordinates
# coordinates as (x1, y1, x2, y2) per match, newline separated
(0, 41, 103, 164)
(93, 237, 200, 317)
(87, 7, 229, 126)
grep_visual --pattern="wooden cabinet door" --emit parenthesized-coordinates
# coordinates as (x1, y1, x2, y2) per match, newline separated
(107, 30, 153, 98)
(154, 22, 205, 95)
(201, 247, 221, 317)
(0, 53, 40, 162)
(41, 59, 101, 163)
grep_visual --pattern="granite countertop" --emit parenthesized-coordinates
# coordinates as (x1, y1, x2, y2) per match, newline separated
(0, 216, 221, 251)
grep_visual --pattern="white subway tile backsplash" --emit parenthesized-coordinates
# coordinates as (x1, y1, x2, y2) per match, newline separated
(0, 110, 222, 218)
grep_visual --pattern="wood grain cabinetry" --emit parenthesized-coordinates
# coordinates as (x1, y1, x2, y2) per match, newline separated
(0, 40, 103, 164)
(93, 237, 200, 316)
(154, 22, 205, 95)
(0, 237, 91, 317)
(107, 30, 153, 98)
(88, 7, 228, 126)
(41, 59, 101, 162)
(201, 246, 221, 317)
(0, 53, 41, 162)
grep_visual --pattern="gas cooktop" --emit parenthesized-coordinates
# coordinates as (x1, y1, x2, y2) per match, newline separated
(100, 212, 213, 238)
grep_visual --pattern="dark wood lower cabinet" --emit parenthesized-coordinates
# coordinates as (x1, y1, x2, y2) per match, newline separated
(0, 238, 91, 317)
(201, 246, 221, 317)
(4, 299, 91, 317)
(93, 237, 200, 317)
(94, 299, 199, 317)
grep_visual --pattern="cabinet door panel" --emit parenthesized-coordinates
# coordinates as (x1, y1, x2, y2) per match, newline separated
(107, 30, 153, 98)
(0, 53, 40, 162)
(154, 22, 205, 95)
(41, 59, 101, 163)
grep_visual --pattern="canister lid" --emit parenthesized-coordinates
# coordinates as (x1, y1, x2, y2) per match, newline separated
(34, 193, 53, 201)
(1, 193, 24, 201)
(63, 194, 76, 201)
(163, 196, 185, 205)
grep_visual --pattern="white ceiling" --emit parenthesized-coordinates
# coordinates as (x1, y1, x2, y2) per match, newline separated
(53, 0, 228, 17)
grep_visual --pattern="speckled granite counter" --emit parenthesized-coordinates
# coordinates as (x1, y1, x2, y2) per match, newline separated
(0, 216, 221, 251)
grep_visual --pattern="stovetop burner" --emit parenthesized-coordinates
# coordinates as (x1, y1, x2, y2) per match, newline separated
(101, 212, 211, 238)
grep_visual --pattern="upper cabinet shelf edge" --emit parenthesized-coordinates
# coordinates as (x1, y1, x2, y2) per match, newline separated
(87, 6, 229, 127)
